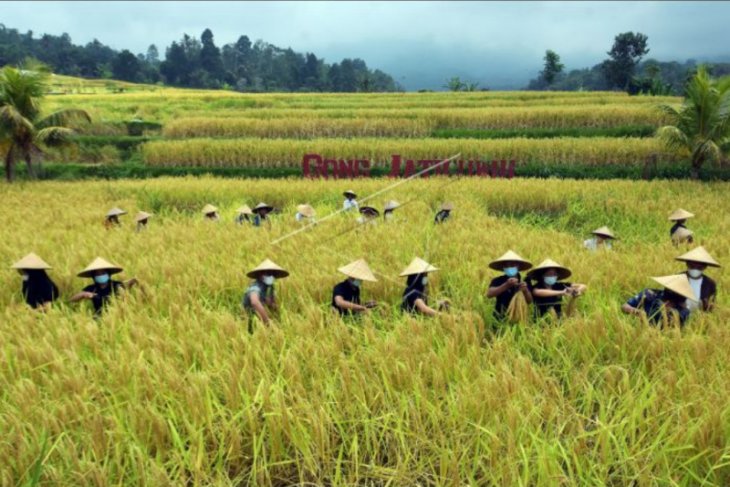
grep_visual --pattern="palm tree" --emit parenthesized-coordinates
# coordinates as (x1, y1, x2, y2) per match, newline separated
(0, 61, 91, 182)
(657, 65, 730, 179)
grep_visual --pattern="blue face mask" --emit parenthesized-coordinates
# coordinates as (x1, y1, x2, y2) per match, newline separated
(544, 276, 558, 286)
(94, 273, 110, 284)
(351, 279, 362, 288)
(504, 267, 519, 277)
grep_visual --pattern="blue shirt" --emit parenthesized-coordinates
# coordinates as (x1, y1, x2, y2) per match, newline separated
(242, 281, 274, 310)
(625, 288, 690, 326)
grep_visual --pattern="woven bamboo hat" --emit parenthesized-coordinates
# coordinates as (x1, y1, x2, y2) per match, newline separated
(202, 204, 218, 214)
(343, 190, 357, 198)
(488, 250, 533, 271)
(384, 200, 400, 212)
(106, 207, 127, 217)
(359, 206, 380, 217)
(296, 204, 315, 218)
(675, 246, 721, 268)
(440, 202, 454, 211)
(236, 205, 253, 215)
(246, 259, 289, 279)
(135, 211, 152, 222)
(338, 259, 377, 282)
(668, 209, 695, 221)
(11, 252, 52, 270)
(651, 274, 698, 301)
(78, 257, 123, 278)
(399, 257, 438, 277)
(526, 258, 572, 280)
(592, 226, 617, 240)
(671, 227, 694, 244)
(253, 202, 274, 214)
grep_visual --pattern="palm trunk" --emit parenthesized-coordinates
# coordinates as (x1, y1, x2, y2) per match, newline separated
(4, 145, 14, 182)
(691, 153, 704, 180)
(24, 151, 35, 179)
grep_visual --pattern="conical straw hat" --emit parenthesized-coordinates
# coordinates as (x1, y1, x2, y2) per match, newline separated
(338, 259, 378, 282)
(671, 227, 693, 243)
(651, 274, 698, 301)
(592, 226, 617, 239)
(78, 257, 123, 278)
(668, 208, 695, 221)
(399, 257, 438, 277)
(106, 207, 127, 217)
(253, 202, 273, 213)
(202, 204, 218, 214)
(343, 190, 357, 198)
(236, 205, 253, 215)
(359, 206, 380, 216)
(384, 200, 400, 211)
(440, 202, 454, 211)
(11, 252, 52, 270)
(246, 259, 289, 279)
(526, 258, 572, 280)
(489, 250, 533, 271)
(675, 246, 721, 268)
(296, 204, 315, 218)
(135, 211, 152, 222)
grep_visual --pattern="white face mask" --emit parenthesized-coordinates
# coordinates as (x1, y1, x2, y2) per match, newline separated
(385, 212, 394, 220)
(262, 275, 275, 286)
(421, 276, 429, 286)
(21, 273, 30, 282)
(688, 269, 703, 279)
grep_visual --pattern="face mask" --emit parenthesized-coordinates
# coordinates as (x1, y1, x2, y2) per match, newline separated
(262, 275, 275, 286)
(544, 276, 558, 286)
(21, 273, 30, 282)
(385, 212, 394, 220)
(504, 267, 519, 277)
(421, 276, 429, 286)
(351, 279, 361, 288)
(94, 274, 110, 284)
(688, 269, 703, 279)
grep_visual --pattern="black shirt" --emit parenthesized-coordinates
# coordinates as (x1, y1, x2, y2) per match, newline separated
(489, 274, 522, 320)
(529, 281, 571, 317)
(434, 210, 450, 224)
(402, 286, 427, 313)
(83, 280, 123, 315)
(22, 272, 59, 309)
(332, 280, 360, 316)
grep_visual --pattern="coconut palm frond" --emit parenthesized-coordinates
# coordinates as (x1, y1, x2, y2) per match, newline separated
(36, 126, 75, 147)
(0, 105, 34, 135)
(37, 109, 92, 129)
(656, 126, 690, 152)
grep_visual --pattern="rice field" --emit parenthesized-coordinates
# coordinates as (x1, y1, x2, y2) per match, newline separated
(2, 177, 730, 485)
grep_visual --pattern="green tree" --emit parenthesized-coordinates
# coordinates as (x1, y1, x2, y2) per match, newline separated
(657, 66, 730, 179)
(540, 50, 564, 87)
(602, 32, 649, 90)
(199, 28, 224, 87)
(445, 77, 465, 91)
(111, 49, 141, 82)
(0, 62, 90, 181)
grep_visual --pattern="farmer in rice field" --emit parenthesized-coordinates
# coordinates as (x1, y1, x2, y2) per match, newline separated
(526, 259, 587, 320)
(675, 246, 720, 312)
(252, 202, 274, 227)
(583, 226, 616, 251)
(621, 274, 696, 327)
(383, 200, 400, 221)
(11, 253, 59, 311)
(235, 205, 253, 225)
(202, 204, 220, 221)
(357, 206, 380, 225)
(104, 207, 126, 229)
(671, 227, 694, 246)
(135, 211, 152, 232)
(332, 259, 378, 316)
(295, 204, 316, 223)
(400, 257, 449, 316)
(70, 257, 138, 317)
(669, 209, 694, 240)
(434, 202, 453, 224)
(343, 190, 359, 212)
(242, 259, 289, 327)
(486, 250, 533, 321)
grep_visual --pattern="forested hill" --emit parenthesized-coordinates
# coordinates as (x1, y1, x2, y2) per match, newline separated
(0, 24, 400, 93)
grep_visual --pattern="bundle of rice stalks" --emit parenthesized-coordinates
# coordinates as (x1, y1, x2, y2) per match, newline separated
(507, 291, 529, 324)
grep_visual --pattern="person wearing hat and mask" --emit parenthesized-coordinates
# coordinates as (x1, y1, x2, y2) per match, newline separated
(202, 204, 220, 222)
(11, 253, 60, 311)
(105, 207, 127, 229)
(621, 274, 696, 327)
(357, 206, 380, 225)
(383, 201, 400, 222)
(343, 190, 359, 212)
(675, 246, 720, 312)
(583, 226, 616, 251)
(400, 257, 449, 316)
(669, 209, 694, 239)
(70, 257, 138, 316)
(671, 227, 694, 247)
(332, 259, 378, 316)
(486, 250, 533, 321)
(242, 259, 289, 327)
(295, 204, 316, 223)
(434, 203, 453, 224)
(527, 259, 587, 319)
(235, 205, 253, 225)
(135, 211, 152, 232)
(252, 202, 274, 227)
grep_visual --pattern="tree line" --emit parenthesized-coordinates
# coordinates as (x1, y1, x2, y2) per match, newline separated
(0, 24, 400, 92)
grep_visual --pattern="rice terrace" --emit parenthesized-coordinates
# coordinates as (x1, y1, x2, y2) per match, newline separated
(2, 2, 730, 486)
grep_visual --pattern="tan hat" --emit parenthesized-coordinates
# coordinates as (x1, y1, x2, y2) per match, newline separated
(78, 257, 123, 278)
(236, 205, 253, 215)
(135, 211, 152, 222)
(384, 200, 400, 212)
(343, 190, 357, 198)
(202, 204, 218, 214)
(526, 258, 572, 281)
(359, 206, 380, 217)
(675, 246, 721, 268)
(296, 204, 315, 218)
(253, 202, 274, 213)
(592, 226, 617, 240)
(11, 252, 52, 270)
(651, 274, 698, 302)
(440, 202, 454, 211)
(338, 259, 378, 282)
(671, 227, 694, 244)
(399, 257, 438, 277)
(106, 207, 127, 217)
(668, 209, 695, 221)
(246, 259, 289, 279)
(489, 250, 533, 271)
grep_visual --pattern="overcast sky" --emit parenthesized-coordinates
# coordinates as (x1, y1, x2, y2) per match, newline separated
(2, 1, 729, 89)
